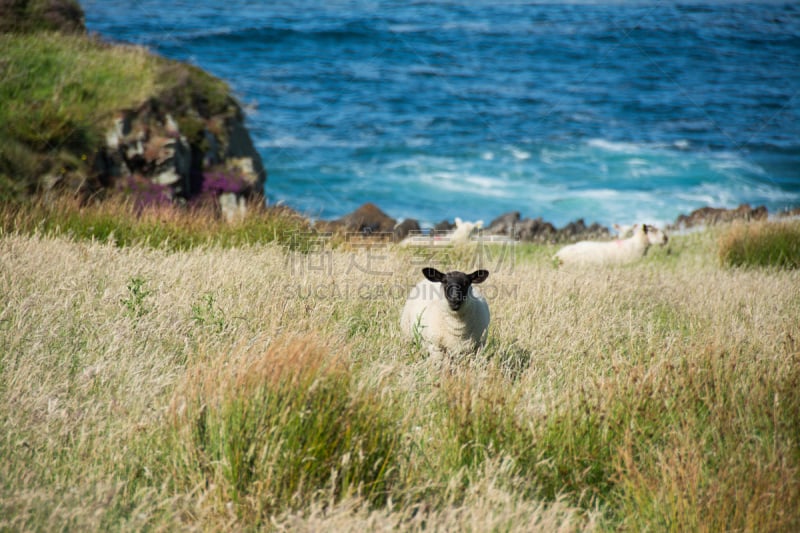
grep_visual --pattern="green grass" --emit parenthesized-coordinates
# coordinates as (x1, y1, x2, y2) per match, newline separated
(0, 196, 312, 250)
(159, 336, 400, 522)
(719, 219, 800, 269)
(1, 219, 799, 530)
(0, 32, 157, 156)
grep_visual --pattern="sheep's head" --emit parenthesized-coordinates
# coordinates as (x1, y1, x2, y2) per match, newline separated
(643, 224, 669, 246)
(422, 267, 489, 311)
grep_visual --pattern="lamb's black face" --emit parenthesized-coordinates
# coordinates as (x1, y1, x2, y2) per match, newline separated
(442, 271, 471, 311)
(422, 267, 490, 311)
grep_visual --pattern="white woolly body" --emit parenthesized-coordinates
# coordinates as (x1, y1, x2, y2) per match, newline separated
(400, 279, 490, 358)
(554, 224, 657, 266)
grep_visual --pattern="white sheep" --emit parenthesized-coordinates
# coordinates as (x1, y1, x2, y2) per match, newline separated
(450, 217, 484, 243)
(554, 223, 668, 267)
(400, 267, 490, 358)
(398, 217, 484, 247)
(612, 223, 635, 238)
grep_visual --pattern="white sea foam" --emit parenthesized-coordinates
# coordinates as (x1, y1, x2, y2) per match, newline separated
(587, 138, 645, 154)
(419, 172, 514, 199)
(388, 24, 426, 34)
(674, 139, 690, 149)
(508, 147, 531, 160)
(256, 135, 367, 149)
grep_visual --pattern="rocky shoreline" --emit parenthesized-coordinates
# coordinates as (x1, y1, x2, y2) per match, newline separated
(309, 200, 798, 244)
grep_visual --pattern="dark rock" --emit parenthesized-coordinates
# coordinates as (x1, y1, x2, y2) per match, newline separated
(394, 218, 420, 241)
(40, 0, 83, 33)
(517, 217, 557, 242)
(672, 203, 768, 230)
(318, 203, 397, 235)
(0, 0, 85, 34)
(487, 211, 521, 235)
(434, 219, 455, 232)
(100, 73, 266, 209)
(224, 115, 267, 187)
(777, 206, 800, 218)
(549, 219, 608, 242)
(559, 218, 589, 239)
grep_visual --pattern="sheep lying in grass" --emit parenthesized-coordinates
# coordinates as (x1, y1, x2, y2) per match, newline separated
(554, 223, 668, 267)
(400, 267, 490, 358)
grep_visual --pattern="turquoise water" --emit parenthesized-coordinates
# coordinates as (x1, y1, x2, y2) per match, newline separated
(84, 1, 800, 227)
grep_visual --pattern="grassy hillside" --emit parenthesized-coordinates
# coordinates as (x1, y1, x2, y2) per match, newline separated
(0, 33, 151, 198)
(1, 207, 799, 531)
(0, 30, 235, 201)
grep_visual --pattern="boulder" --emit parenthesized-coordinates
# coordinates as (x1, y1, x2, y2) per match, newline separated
(434, 219, 455, 232)
(482, 211, 608, 242)
(317, 203, 397, 235)
(553, 219, 610, 242)
(394, 218, 420, 241)
(517, 217, 557, 242)
(487, 211, 521, 235)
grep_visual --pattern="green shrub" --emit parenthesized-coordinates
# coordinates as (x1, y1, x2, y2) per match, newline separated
(719, 220, 800, 269)
(165, 337, 399, 519)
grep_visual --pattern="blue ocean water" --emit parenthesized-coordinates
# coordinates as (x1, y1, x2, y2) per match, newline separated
(84, 1, 800, 228)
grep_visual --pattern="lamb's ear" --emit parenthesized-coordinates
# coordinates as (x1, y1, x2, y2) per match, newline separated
(643, 224, 651, 233)
(469, 269, 489, 284)
(422, 267, 446, 283)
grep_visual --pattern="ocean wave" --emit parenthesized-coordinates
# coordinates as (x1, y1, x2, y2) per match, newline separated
(256, 135, 368, 149)
(587, 138, 659, 154)
(171, 20, 383, 47)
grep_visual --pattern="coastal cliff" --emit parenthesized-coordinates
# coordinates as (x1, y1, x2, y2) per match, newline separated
(0, 0, 265, 219)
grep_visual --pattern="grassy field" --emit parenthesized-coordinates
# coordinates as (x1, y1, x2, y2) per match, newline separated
(1, 207, 799, 531)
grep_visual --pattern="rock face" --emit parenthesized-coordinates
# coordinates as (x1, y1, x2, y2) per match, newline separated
(99, 89, 267, 209)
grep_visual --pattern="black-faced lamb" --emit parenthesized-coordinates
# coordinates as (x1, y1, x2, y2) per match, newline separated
(400, 267, 490, 358)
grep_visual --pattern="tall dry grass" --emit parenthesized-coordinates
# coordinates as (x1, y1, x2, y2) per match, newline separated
(0, 195, 311, 251)
(718, 219, 800, 269)
(1, 226, 798, 530)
